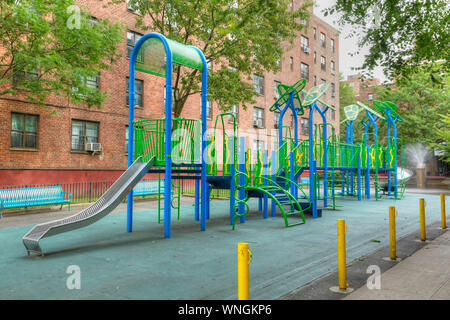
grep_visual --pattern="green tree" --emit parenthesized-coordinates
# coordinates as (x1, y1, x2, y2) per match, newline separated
(121, 0, 312, 117)
(0, 0, 123, 107)
(432, 112, 450, 163)
(325, 0, 450, 80)
(374, 67, 449, 149)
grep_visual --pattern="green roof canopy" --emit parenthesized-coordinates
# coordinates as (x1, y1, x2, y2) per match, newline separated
(135, 38, 203, 77)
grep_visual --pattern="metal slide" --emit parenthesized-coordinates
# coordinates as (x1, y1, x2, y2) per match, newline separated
(22, 157, 152, 256)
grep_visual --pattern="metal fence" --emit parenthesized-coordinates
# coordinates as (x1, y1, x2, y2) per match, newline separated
(0, 178, 230, 205)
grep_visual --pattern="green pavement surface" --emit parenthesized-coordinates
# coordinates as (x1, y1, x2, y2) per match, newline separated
(0, 192, 446, 299)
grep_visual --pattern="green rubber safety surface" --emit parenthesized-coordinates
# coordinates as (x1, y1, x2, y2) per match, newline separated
(0, 192, 445, 300)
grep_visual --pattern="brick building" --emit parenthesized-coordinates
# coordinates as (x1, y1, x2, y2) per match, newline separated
(345, 73, 380, 103)
(0, 1, 339, 186)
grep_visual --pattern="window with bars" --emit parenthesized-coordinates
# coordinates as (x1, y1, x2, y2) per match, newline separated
(71, 120, 99, 151)
(126, 30, 144, 62)
(301, 63, 309, 81)
(253, 74, 264, 95)
(10, 113, 38, 149)
(253, 107, 264, 128)
(126, 78, 143, 108)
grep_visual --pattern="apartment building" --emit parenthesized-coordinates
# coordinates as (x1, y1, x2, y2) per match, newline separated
(345, 74, 381, 103)
(0, 0, 339, 186)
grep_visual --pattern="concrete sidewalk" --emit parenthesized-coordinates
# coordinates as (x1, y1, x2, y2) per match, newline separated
(345, 230, 450, 300)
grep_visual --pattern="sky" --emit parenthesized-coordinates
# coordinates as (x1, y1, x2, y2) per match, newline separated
(313, 0, 387, 82)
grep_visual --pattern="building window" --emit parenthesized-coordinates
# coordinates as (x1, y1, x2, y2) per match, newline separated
(71, 120, 99, 151)
(12, 68, 39, 88)
(253, 74, 264, 95)
(331, 108, 336, 120)
(289, 57, 294, 71)
(85, 75, 100, 88)
(10, 113, 38, 149)
(314, 51, 317, 64)
(125, 126, 129, 153)
(274, 112, 280, 128)
(320, 56, 326, 71)
(313, 28, 317, 40)
(274, 80, 281, 100)
(314, 75, 317, 86)
(253, 140, 264, 161)
(301, 118, 308, 136)
(368, 94, 374, 101)
(229, 104, 238, 123)
(320, 32, 326, 48)
(330, 39, 335, 53)
(331, 61, 336, 75)
(321, 79, 327, 94)
(276, 58, 281, 71)
(331, 83, 336, 97)
(127, 0, 141, 13)
(126, 30, 144, 62)
(300, 36, 309, 54)
(253, 107, 264, 128)
(301, 63, 309, 81)
(126, 78, 143, 108)
(206, 101, 212, 120)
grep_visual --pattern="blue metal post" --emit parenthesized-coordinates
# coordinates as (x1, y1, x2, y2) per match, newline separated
(239, 136, 246, 224)
(357, 146, 362, 201)
(230, 137, 236, 225)
(263, 150, 269, 219)
(191, 46, 208, 232)
(271, 151, 277, 217)
(194, 179, 199, 221)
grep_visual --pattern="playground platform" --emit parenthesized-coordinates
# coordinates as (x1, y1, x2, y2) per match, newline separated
(0, 190, 448, 300)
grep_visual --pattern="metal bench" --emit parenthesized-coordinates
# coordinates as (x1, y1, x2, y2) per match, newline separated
(0, 186, 71, 218)
(133, 180, 168, 197)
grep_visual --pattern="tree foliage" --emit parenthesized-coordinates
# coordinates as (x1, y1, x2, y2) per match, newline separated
(325, 0, 450, 81)
(121, 0, 312, 117)
(374, 66, 449, 151)
(0, 0, 123, 107)
(431, 112, 450, 163)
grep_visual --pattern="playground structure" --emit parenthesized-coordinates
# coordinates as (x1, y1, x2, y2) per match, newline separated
(22, 33, 406, 255)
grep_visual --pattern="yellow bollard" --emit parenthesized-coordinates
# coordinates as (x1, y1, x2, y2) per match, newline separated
(389, 206, 397, 260)
(441, 194, 447, 230)
(419, 198, 426, 241)
(238, 242, 252, 300)
(337, 220, 348, 290)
